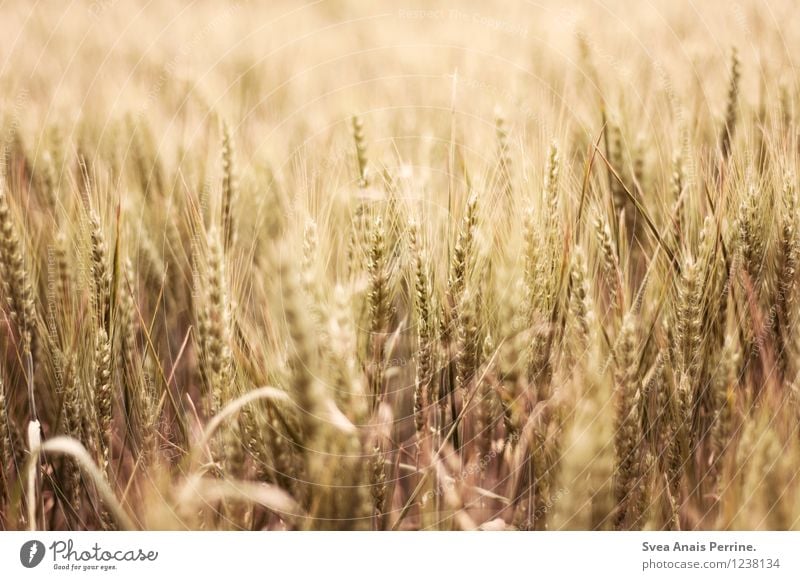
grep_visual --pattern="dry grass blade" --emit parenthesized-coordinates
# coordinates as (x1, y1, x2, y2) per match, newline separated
(27, 435, 136, 531)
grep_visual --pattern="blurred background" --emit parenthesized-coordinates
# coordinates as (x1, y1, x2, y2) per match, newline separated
(1, 0, 796, 193)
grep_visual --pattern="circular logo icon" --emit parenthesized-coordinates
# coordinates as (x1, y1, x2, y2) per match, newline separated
(20, 540, 46, 568)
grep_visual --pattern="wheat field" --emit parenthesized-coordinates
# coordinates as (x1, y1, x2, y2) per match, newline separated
(0, 0, 798, 531)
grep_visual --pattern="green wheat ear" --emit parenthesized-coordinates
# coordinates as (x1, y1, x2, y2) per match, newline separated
(352, 114, 369, 188)
(720, 48, 741, 160)
(0, 374, 11, 507)
(220, 120, 238, 253)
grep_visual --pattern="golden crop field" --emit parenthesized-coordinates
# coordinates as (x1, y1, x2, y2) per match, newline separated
(0, 0, 798, 531)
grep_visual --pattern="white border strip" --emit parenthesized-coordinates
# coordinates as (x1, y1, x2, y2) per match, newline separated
(1, 531, 798, 579)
